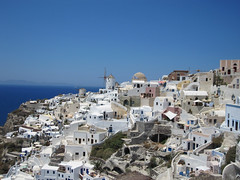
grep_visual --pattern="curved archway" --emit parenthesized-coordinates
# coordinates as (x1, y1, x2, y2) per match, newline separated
(113, 167, 124, 174)
(124, 147, 130, 155)
(123, 100, 129, 106)
(149, 134, 169, 143)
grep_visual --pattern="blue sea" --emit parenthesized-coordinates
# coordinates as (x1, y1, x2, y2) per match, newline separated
(0, 85, 100, 126)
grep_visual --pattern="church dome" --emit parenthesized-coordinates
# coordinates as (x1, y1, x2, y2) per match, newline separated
(132, 72, 147, 82)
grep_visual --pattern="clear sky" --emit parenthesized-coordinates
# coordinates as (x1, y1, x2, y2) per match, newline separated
(0, 0, 240, 87)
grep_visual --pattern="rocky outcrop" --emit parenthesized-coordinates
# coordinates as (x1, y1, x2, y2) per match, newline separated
(103, 145, 148, 175)
(129, 122, 172, 144)
(1, 102, 36, 135)
(190, 172, 222, 180)
(116, 171, 153, 180)
(0, 101, 42, 135)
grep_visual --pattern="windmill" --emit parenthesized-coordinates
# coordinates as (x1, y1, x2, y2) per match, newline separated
(99, 68, 107, 88)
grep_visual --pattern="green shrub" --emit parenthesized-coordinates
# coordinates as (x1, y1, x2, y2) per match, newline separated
(90, 132, 126, 160)
(93, 160, 104, 173)
(221, 146, 236, 173)
(212, 135, 223, 149)
(226, 146, 236, 164)
(148, 157, 157, 169)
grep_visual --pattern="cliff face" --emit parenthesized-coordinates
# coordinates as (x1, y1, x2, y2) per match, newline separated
(1, 103, 35, 135)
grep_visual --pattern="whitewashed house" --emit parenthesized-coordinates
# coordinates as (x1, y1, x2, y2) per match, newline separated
(221, 97, 240, 133)
(129, 106, 153, 124)
(39, 164, 58, 180)
(57, 161, 82, 180)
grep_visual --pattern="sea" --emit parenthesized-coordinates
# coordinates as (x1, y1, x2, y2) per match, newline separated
(0, 85, 100, 126)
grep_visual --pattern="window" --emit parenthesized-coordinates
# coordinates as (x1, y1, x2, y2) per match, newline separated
(228, 113, 230, 118)
(83, 152, 86, 156)
(95, 139, 97, 143)
(193, 137, 196, 141)
(204, 140, 207, 143)
(206, 78, 208, 81)
(53, 171, 55, 174)
(214, 119, 217, 124)
(75, 152, 79, 155)
(75, 138, 77, 141)
(156, 102, 158, 105)
(47, 170, 49, 174)
(232, 120, 234, 127)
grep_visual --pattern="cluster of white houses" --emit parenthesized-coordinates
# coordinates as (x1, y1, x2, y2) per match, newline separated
(2, 59, 240, 180)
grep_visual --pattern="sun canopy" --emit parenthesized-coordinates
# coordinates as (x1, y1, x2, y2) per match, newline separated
(164, 111, 177, 120)
(194, 100, 203, 103)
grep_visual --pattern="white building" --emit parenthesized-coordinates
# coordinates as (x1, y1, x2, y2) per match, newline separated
(221, 97, 240, 133)
(153, 97, 172, 112)
(57, 161, 82, 180)
(129, 106, 152, 124)
(182, 128, 220, 151)
(74, 126, 107, 145)
(39, 164, 58, 180)
(176, 153, 209, 177)
(106, 74, 116, 90)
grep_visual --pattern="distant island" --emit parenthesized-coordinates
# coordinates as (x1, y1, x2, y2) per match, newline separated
(0, 80, 75, 87)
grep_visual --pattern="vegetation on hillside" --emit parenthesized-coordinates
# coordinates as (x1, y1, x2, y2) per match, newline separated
(148, 157, 158, 169)
(211, 135, 223, 149)
(0, 141, 23, 174)
(90, 132, 126, 160)
(221, 146, 236, 173)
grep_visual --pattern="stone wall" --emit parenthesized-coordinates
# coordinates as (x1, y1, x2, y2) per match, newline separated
(129, 122, 172, 144)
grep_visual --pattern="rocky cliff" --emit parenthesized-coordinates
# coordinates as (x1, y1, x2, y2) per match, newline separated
(0, 103, 35, 135)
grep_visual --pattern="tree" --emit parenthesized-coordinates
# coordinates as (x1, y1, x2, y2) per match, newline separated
(148, 157, 157, 169)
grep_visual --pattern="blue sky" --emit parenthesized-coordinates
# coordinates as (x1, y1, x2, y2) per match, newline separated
(0, 0, 240, 87)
